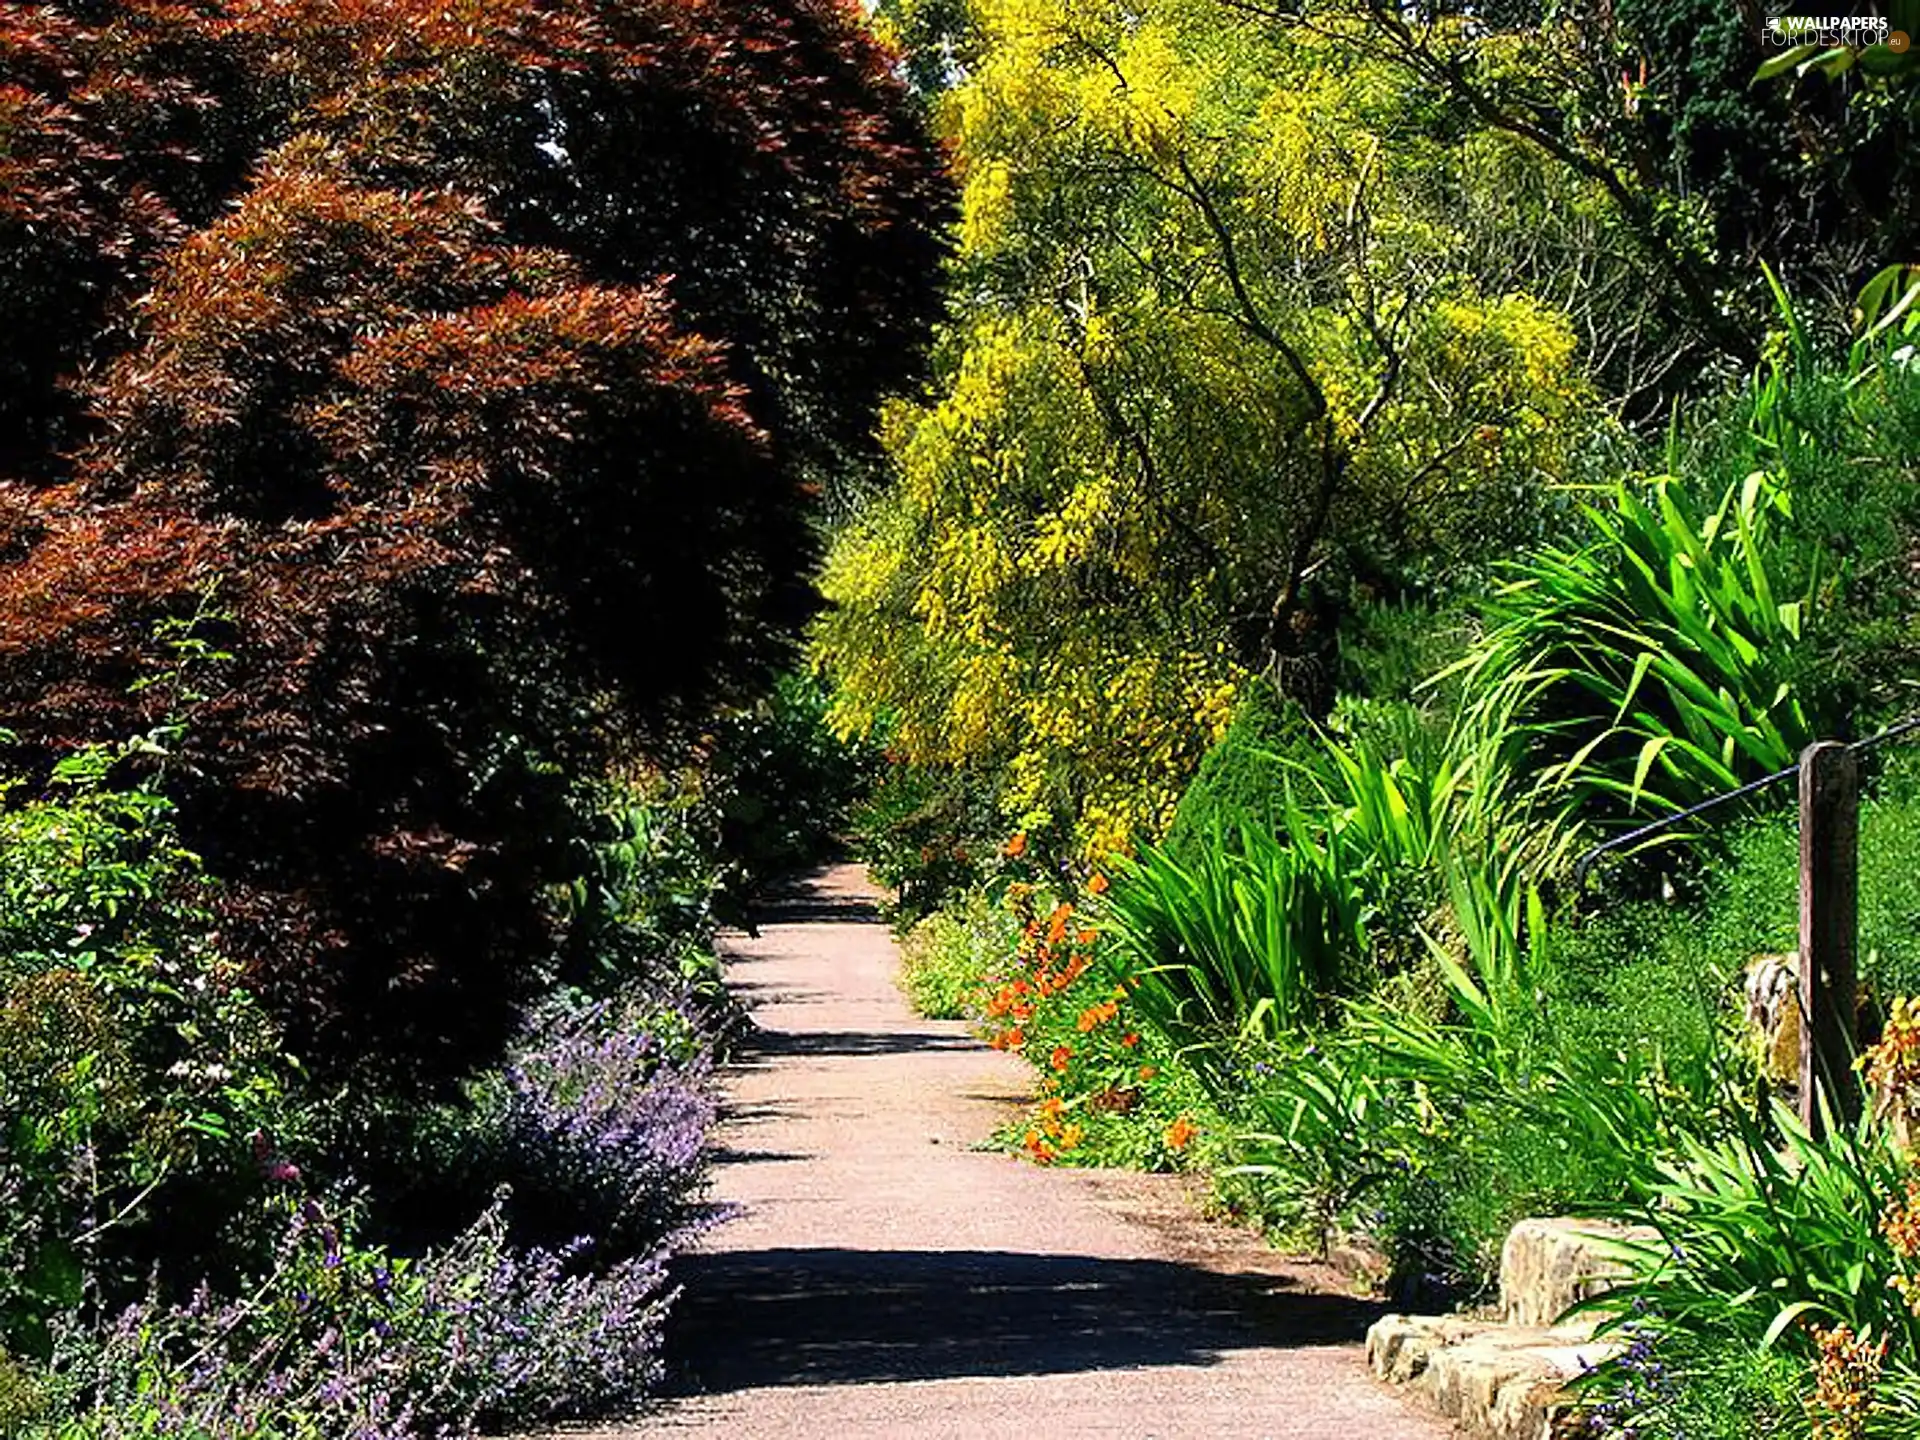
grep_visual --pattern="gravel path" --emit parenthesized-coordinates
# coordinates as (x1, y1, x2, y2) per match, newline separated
(566, 863, 1450, 1439)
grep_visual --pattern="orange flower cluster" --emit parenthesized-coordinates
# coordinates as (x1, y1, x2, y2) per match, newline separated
(1076, 997, 1119, 1032)
(985, 977, 1036, 1025)
(980, 879, 1166, 1167)
(1045, 902, 1072, 946)
(1808, 1323, 1887, 1440)
(1164, 1115, 1198, 1152)
(1023, 1094, 1085, 1163)
(1884, 1174, 1920, 1259)
(983, 893, 1099, 1062)
(1866, 997, 1920, 1135)
(1882, 1174, 1920, 1314)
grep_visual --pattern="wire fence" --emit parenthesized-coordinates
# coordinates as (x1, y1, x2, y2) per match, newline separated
(1571, 712, 1920, 885)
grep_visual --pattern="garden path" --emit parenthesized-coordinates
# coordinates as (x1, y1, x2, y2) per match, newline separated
(569, 863, 1450, 1439)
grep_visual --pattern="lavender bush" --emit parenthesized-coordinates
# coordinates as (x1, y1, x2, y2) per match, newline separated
(52, 989, 725, 1436)
(492, 999, 718, 1258)
(58, 1196, 681, 1437)
(21, 774, 736, 1437)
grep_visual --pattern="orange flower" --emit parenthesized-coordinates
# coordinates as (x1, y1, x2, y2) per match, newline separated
(1883, 1174, 1920, 1315)
(1087, 872, 1110, 895)
(1077, 999, 1119, 1032)
(1164, 1116, 1198, 1151)
(1046, 903, 1072, 946)
(1886, 1175, 1920, 1260)
(1058, 1123, 1085, 1151)
(1050, 1044, 1073, 1072)
(1038, 1096, 1065, 1120)
(1868, 997, 1920, 1128)
(1138, 1064, 1158, 1080)
(1120, 1031, 1140, 1048)
(1077, 928, 1098, 945)
(1006, 1028, 1025, 1050)
(1004, 832, 1028, 858)
(1810, 1323, 1887, 1440)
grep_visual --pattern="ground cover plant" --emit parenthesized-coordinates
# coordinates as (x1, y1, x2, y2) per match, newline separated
(897, 888, 1024, 1020)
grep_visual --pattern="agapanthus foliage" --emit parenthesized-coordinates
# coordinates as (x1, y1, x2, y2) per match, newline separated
(0, 0, 950, 1084)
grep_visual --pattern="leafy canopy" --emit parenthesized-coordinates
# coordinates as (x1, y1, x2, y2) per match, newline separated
(818, 0, 1591, 852)
(0, 0, 951, 1083)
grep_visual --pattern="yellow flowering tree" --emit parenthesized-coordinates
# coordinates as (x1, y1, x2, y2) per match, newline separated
(819, 0, 1594, 853)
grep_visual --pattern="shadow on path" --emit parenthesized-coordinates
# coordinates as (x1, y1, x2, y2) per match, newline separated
(663, 1247, 1390, 1394)
(746, 891, 885, 926)
(745, 1028, 979, 1059)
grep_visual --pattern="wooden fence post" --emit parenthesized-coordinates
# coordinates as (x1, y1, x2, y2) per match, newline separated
(1799, 740, 1861, 1137)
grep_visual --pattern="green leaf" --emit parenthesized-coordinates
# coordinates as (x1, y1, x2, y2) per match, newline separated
(25, 1242, 82, 1309)
(1762, 1299, 1825, 1348)
(1755, 43, 1823, 80)
(1804, 45, 1857, 77)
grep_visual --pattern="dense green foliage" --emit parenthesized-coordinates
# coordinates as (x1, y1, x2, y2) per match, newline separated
(853, 0, 1920, 1426)
(897, 890, 1024, 1020)
(704, 672, 878, 899)
(0, 716, 755, 1430)
(870, 244, 1920, 1435)
(0, 737, 294, 1359)
(7, 0, 1920, 1431)
(1162, 683, 1303, 859)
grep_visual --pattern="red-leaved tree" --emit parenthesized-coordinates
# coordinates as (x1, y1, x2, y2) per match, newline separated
(0, 0, 950, 1084)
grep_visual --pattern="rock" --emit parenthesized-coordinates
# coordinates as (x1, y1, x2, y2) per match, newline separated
(1743, 951, 1877, 1090)
(1370, 1217, 1647, 1438)
(1368, 1313, 1615, 1440)
(1367, 1313, 1480, 1384)
(1499, 1217, 1654, 1328)
(1745, 952, 1801, 1085)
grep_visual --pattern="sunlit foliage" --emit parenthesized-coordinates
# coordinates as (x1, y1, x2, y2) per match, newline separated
(819, 0, 1591, 852)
